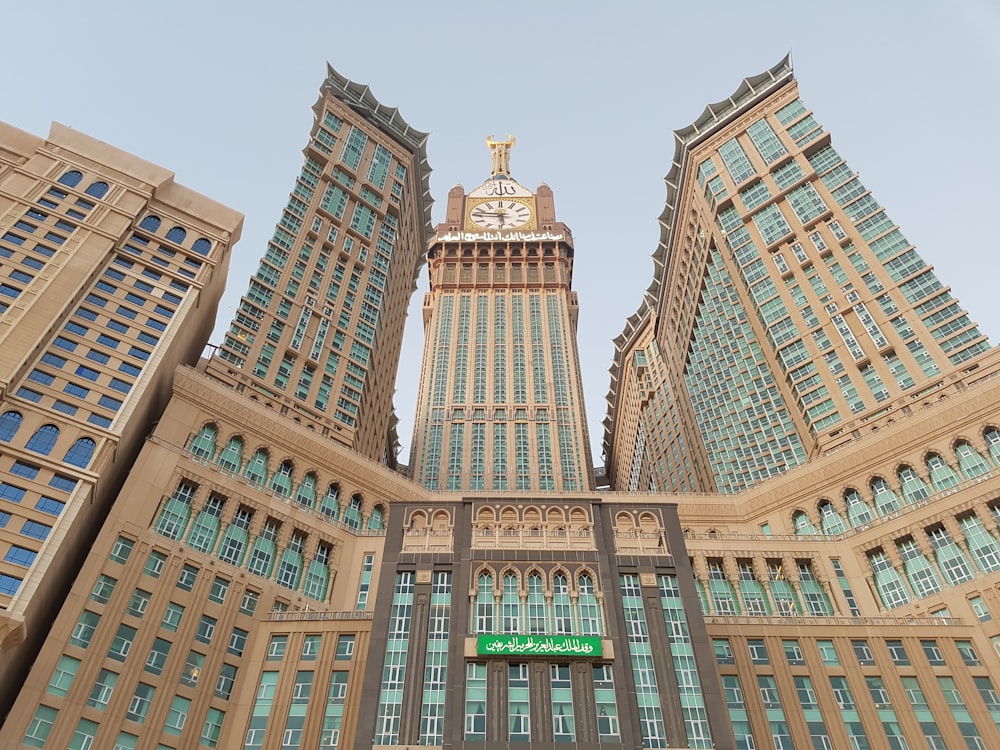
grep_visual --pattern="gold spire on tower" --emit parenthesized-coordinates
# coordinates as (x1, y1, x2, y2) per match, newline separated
(486, 134, 515, 177)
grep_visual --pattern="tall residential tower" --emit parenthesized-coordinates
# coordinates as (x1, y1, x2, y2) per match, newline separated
(605, 56, 990, 495)
(208, 65, 432, 465)
(0, 121, 242, 715)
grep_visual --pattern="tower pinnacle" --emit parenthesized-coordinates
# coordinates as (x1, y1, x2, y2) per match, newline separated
(486, 133, 515, 177)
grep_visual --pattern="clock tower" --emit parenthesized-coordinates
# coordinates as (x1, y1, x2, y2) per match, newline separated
(409, 138, 595, 491)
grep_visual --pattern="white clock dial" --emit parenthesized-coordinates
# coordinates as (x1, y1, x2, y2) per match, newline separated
(469, 200, 532, 229)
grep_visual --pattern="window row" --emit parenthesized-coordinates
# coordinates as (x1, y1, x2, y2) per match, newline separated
(136, 213, 213, 255)
(188, 424, 385, 532)
(714, 637, 996, 750)
(866, 508, 1000, 608)
(694, 557, 833, 617)
(151, 481, 334, 602)
(0, 413, 95, 467)
(713, 635, 980, 669)
(792, 431, 1000, 536)
(472, 569, 605, 636)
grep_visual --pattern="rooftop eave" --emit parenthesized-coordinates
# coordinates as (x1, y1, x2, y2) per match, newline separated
(320, 63, 435, 250)
(602, 54, 795, 467)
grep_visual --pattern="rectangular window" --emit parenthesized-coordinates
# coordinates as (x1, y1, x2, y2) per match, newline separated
(228, 627, 249, 656)
(209, 576, 229, 604)
(161, 602, 184, 632)
(176, 563, 198, 591)
(108, 624, 137, 661)
(47, 655, 80, 697)
(126, 588, 151, 618)
(215, 663, 238, 699)
(145, 638, 171, 675)
(126, 682, 155, 723)
(88, 669, 118, 710)
(196, 615, 217, 644)
(107, 536, 132, 565)
(335, 634, 355, 660)
(144, 551, 166, 578)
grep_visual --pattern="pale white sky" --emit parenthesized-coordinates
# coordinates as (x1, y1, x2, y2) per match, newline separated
(6, 1, 999, 465)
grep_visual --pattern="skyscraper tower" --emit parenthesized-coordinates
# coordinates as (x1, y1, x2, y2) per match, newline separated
(605, 55, 991, 494)
(0, 121, 242, 715)
(0, 69, 437, 749)
(208, 65, 432, 465)
(410, 137, 594, 491)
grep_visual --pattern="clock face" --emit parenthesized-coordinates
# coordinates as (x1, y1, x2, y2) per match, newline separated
(469, 200, 532, 229)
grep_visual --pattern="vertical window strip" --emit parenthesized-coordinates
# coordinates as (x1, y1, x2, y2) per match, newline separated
(244, 671, 278, 749)
(550, 664, 576, 741)
(593, 664, 621, 742)
(321, 672, 348, 749)
(452, 295, 470, 403)
(658, 575, 712, 748)
(374, 572, 414, 745)
(620, 574, 667, 748)
(722, 675, 755, 750)
(464, 663, 487, 741)
(473, 295, 488, 404)
(493, 295, 507, 403)
(419, 572, 451, 745)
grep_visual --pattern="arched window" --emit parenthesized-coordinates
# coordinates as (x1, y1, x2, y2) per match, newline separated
(501, 573, 520, 633)
(319, 483, 340, 520)
(243, 448, 270, 485)
(139, 215, 161, 232)
(578, 573, 603, 635)
(898, 465, 930, 503)
(63, 437, 96, 467)
(188, 424, 217, 459)
(191, 238, 212, 256)
(844, 489, 874, 527)
(792, 510, 818, 535)
(344, 495, 363, 530)
(926, 453, 959, 492)
(26, 424, 60, 455)
(84, 181, 109, 198)
(367, 505, 385, 531)
(275, 531, 305, 590)
(984, 428, 1000, 465)
(817, 500, 847, 534)
(475, 572, 494, 633)
(955, 441, 990, 479)
(165, 226, 187, 244)
(0, 411, 22, 442)
(526, 573, 545, 634)
(896, 537, 942, 597)
(217, 436, 243, 472)
(294, 474, 317, 509)
(303, 543, 331, 601)
(269, 460, 294, 496)
(58, 170, 83, 187)
(870, 478, 901, 515)
(552, 573, 572, 634)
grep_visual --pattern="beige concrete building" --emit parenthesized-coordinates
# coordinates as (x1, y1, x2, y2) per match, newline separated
(207, 65, 433, 466)
(0, 363, 424, 750)
(0, 121, 242, 715)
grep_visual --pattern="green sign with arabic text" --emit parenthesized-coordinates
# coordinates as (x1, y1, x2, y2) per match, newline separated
(477, 635, 602, 657)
